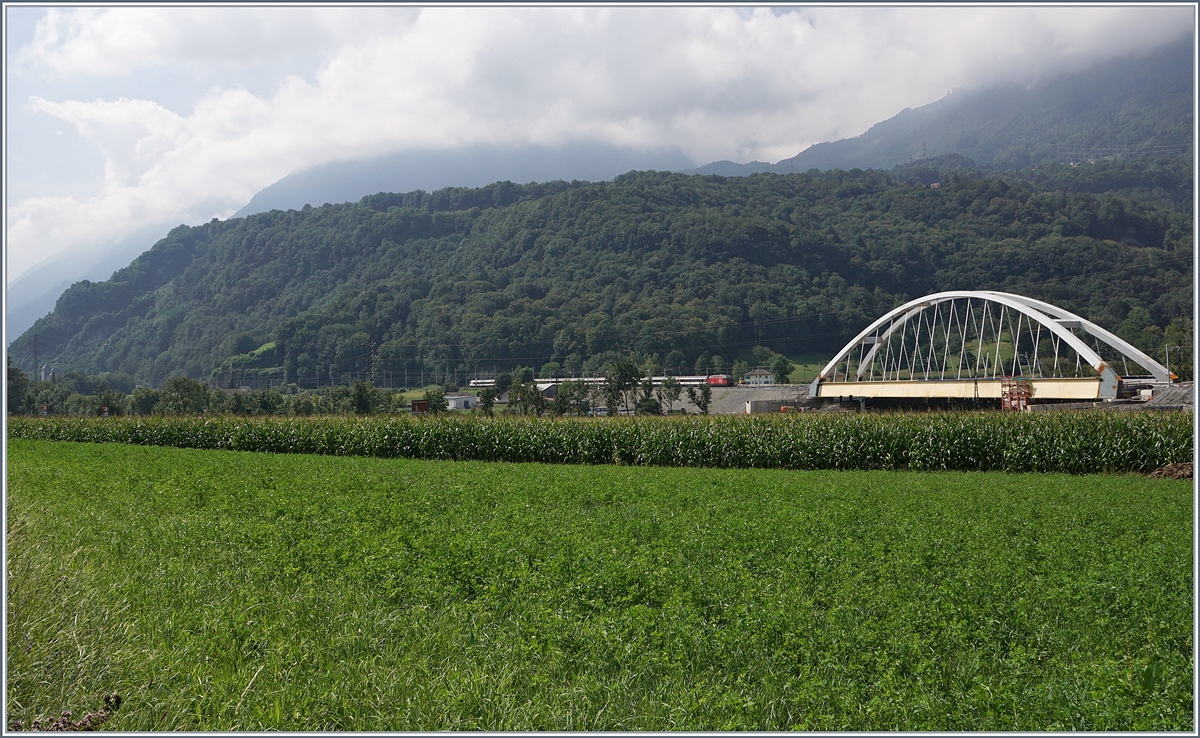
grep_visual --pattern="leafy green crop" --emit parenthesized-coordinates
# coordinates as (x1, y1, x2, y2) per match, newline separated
(6, 440, 1193, 730)
(8, 411, 1192, 474)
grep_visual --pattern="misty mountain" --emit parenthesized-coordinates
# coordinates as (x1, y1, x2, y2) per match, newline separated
(689, 36, 1192, 176)
(234, 143, 696, 218)
(7, 37, 1189, 347)
(6, 222, 177, 343)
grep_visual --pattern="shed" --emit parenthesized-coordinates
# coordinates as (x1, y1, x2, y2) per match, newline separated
(446, 392, 477, 411)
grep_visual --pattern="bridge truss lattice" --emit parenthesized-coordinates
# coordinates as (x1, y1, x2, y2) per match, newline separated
(812, 291, 1172, 401)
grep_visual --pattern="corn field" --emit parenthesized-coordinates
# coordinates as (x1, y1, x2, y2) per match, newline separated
(8, 411, 1191, 474)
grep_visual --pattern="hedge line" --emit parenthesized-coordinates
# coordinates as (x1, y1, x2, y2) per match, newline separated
(8, 412, 1193, 475)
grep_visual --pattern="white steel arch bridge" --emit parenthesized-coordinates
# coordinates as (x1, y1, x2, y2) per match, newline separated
(809, 291, 1175, 402)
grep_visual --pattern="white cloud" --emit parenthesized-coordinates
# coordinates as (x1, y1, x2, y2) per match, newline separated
(17, 7, 417, 76)
(6, 5, 1193, 280)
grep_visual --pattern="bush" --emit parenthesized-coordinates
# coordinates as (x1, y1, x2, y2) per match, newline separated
(130, 387, 160, 416)
(156, 377, 212, 415)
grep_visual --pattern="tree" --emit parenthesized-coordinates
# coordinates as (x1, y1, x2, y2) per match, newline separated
(157, 376, 210, 415)
(292, 393, 316, 416)
(12, 161, 1192, 386)
(7, 356, 29, 415)
(657, 376, 682, 414)
(494, 372, 513, 395)
(634, 374, 661, 415)
(538, 361, 561, 379)
(685, 382, 712, 415)
(424, 386, 448, 415)
(635, 395, 662, 416)
(96, 388, 128, 416)
(352, 380, 378, 414)
(770, 354, 795, 384)
(478, 386, 497, 417)
(549, 390, 570, 417)
(642, 355, 662, 378)
(30, 382, 69, 416)
(556, 380, 590, 416)
(603, 381, 623, 417)
(508, 381, 546, 416)
(130, 387, 160, 415)
(605, 358, 643, 415)
(228, 332, 260, 356)
(1164, 316, 1193, 381)
(751, 345, 775, 365)
(694, 351, 712, 375)
(731, 359, 750, 383)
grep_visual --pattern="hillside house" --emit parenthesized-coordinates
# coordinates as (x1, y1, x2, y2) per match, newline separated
(742, 368, 775, 386)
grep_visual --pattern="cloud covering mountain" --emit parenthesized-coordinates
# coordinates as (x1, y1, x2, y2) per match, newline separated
(7, 5, 1192, 285)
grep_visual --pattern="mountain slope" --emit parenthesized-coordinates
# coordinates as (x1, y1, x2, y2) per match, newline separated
(689, 36, 1192, 176)
(9, 169, 1191, 384)
(10, 38, 1187, 346)
(234, 143, 695, 218)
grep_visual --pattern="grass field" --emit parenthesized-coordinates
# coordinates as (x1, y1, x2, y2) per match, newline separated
(783, 352, 831, 384)
(6, 439, 1193, 730)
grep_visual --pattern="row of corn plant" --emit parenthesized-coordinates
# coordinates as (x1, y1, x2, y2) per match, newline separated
(7, 411, 1192, 474)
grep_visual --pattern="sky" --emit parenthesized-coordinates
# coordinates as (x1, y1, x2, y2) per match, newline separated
(4, 4, 1195, 283)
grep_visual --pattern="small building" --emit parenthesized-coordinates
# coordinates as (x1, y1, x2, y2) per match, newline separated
(929, 182, 941, 189)
(411, 399, 430, 416)
(746, 399, 802, 414)
(446, 392, 477, 411)
(742, 369, 775, 386)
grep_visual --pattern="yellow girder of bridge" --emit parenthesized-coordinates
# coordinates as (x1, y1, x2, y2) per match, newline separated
(816, 377, 1102, 400)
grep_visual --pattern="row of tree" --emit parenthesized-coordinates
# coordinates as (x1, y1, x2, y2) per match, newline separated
(473, 359, 715, 418)
(5, 360, 406, 418)
(6, 356, 739, 419)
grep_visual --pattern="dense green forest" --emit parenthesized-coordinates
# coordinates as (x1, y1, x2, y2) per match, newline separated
(9, 157, 1192, 388)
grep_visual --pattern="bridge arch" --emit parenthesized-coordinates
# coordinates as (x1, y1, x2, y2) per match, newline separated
(810, 290, 1172, 401)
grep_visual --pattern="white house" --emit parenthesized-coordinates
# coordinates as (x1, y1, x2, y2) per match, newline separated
(446, 392, 478, 411)
(742, 368, 775, 386)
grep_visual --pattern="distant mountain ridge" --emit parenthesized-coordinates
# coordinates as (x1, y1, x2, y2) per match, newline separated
(687, 36, 1192, 176)
(6, 35, 1191, 345)
(234, 143, 696, 218)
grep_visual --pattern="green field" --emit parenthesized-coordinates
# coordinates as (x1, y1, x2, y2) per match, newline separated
(9, 411, 1192, 475)
(6, 440, 1193, 730)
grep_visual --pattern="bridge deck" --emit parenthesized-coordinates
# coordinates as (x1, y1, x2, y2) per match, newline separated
(816, 377, 1102, 400)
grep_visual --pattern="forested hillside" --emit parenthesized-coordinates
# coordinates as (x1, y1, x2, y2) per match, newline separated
(9, 162, 1192, 386)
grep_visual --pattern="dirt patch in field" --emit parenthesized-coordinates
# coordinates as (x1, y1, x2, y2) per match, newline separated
(1148, 462, 1193, 479)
